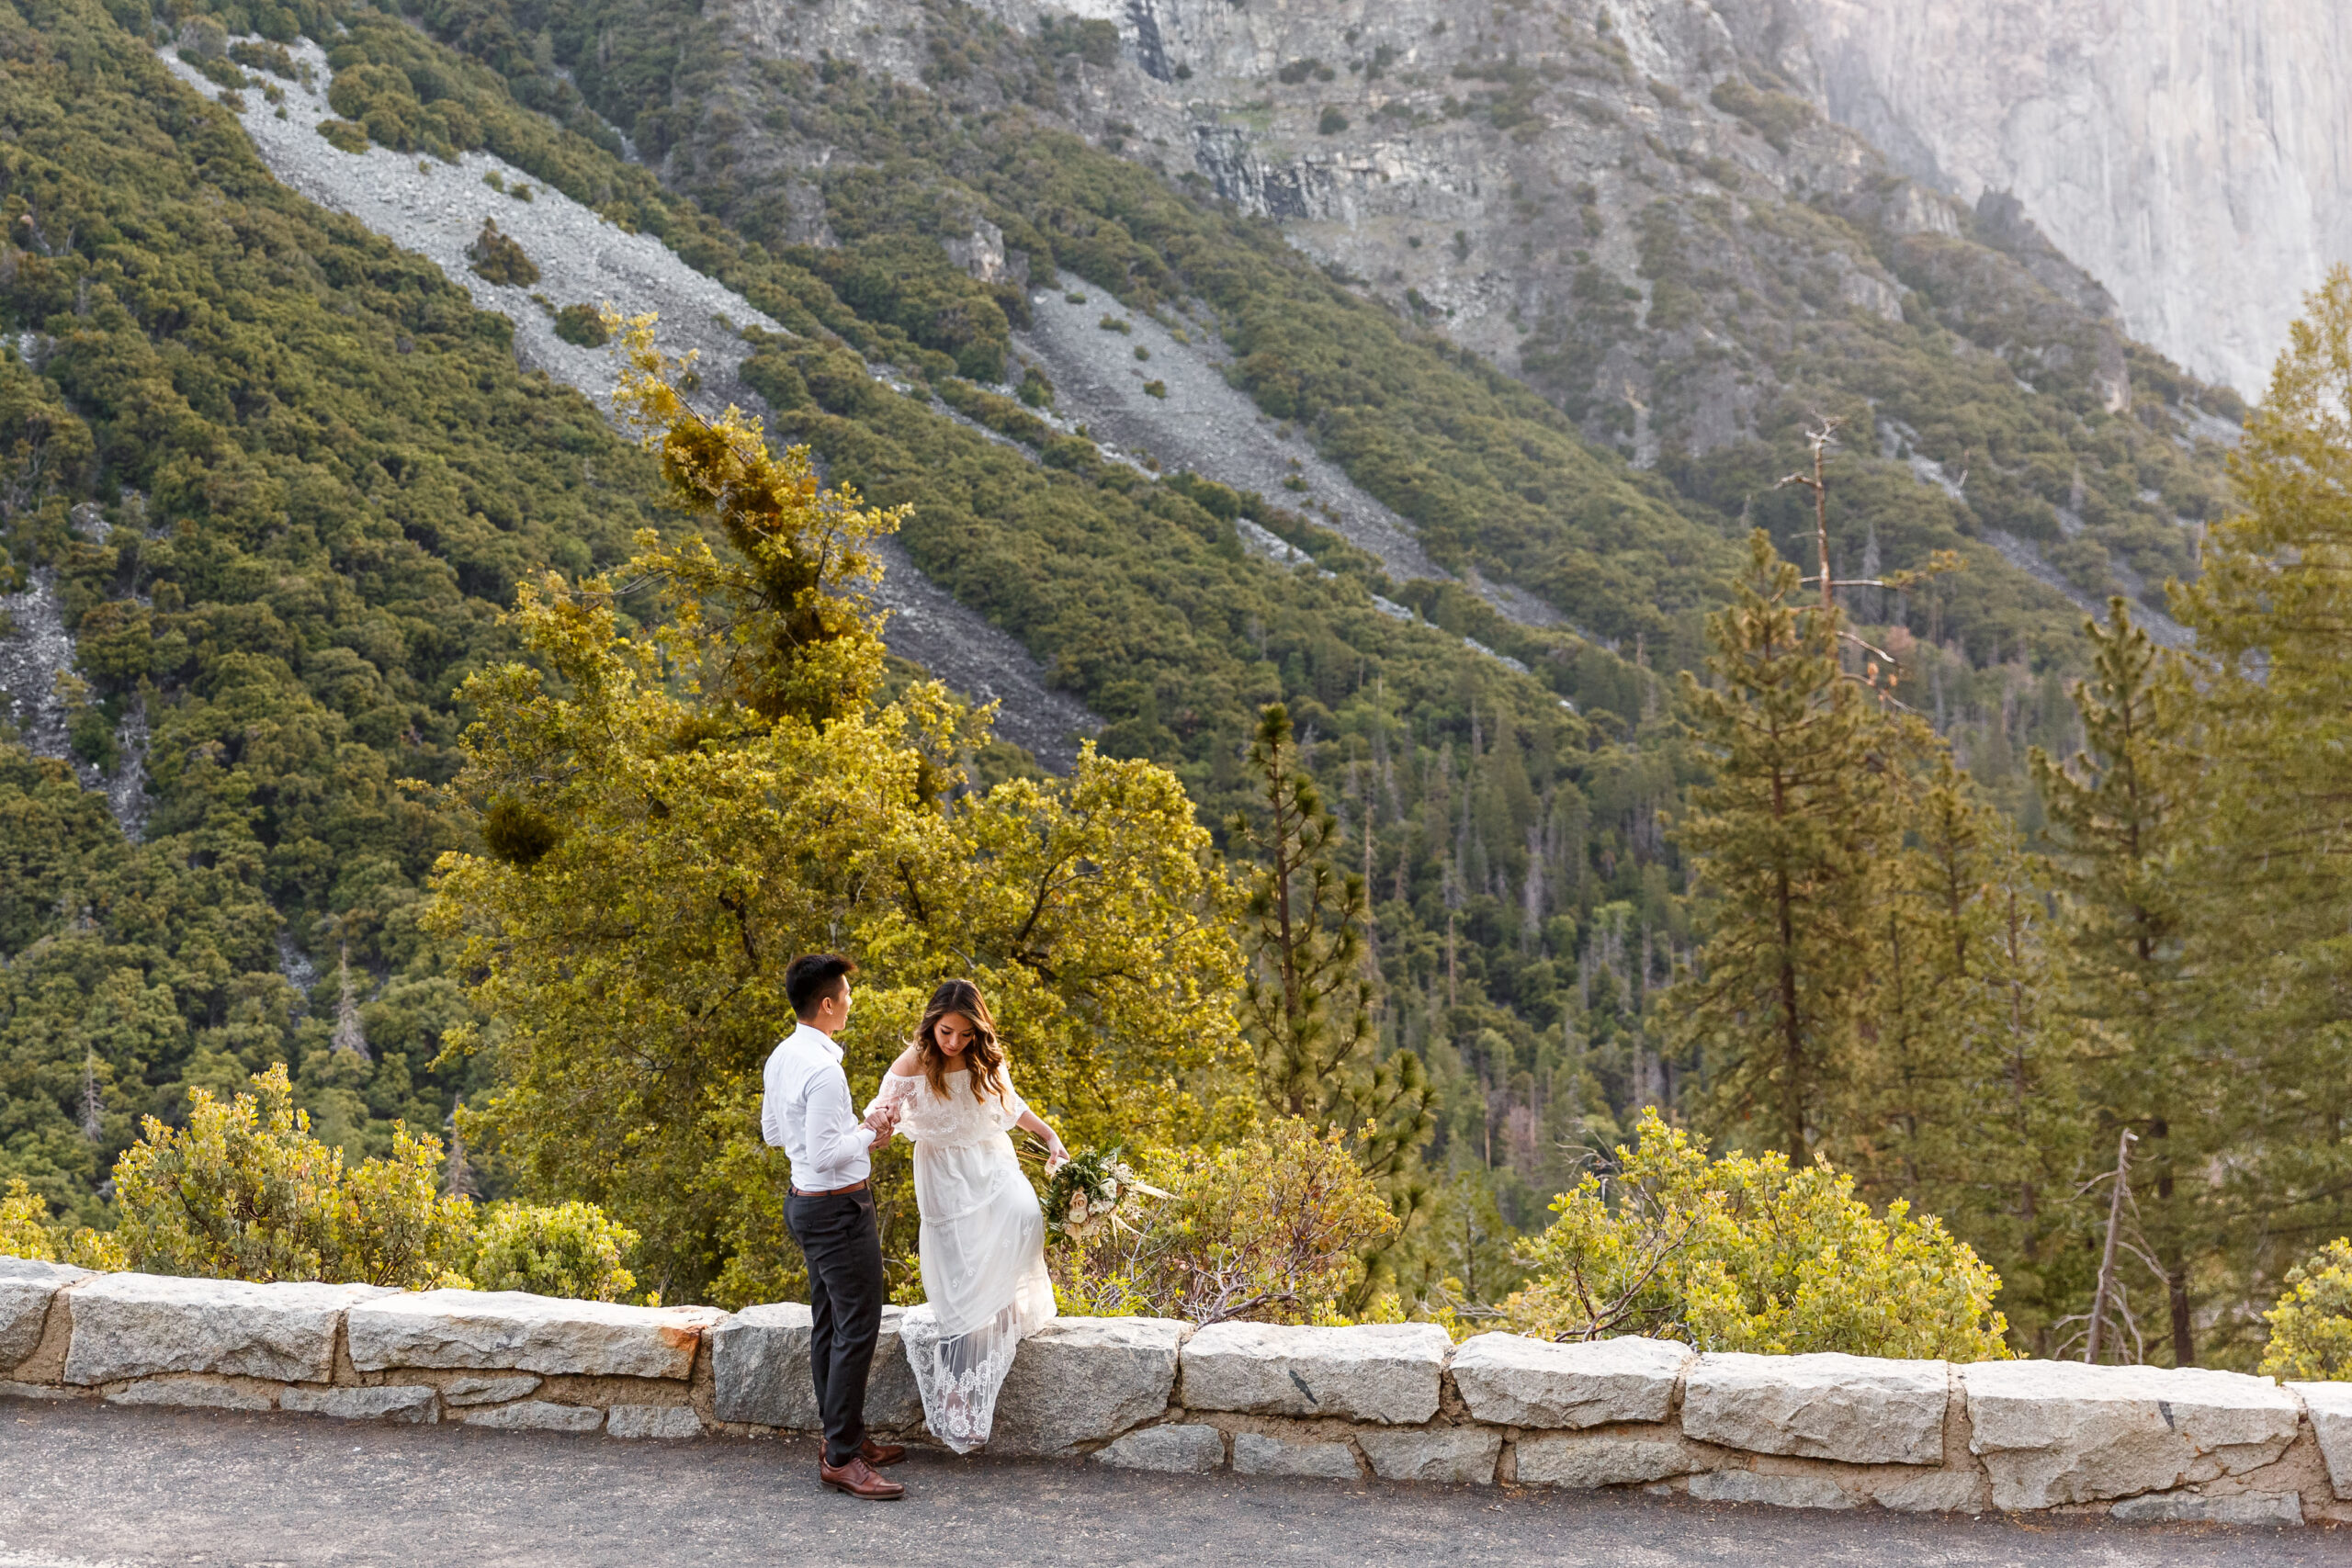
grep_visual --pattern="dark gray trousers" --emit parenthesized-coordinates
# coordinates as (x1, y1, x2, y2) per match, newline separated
(785, 1188, 884, 1468)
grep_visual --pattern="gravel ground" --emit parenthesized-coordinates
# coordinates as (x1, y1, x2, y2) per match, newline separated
(154, 40, 1101, 769)
(0, 1402, 2338, 1568)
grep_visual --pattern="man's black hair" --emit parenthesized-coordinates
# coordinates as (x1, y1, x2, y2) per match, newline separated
(786, 953, 856, 1020)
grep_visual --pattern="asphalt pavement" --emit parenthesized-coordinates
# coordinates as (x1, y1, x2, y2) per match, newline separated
(0, 1400, 2337, 1567)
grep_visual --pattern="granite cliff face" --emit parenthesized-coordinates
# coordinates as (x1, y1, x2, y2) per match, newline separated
(1781, 0, 2352, 400)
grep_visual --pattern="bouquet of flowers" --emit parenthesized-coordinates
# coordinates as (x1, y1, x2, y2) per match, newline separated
(1040, 1145, 1168, 1246)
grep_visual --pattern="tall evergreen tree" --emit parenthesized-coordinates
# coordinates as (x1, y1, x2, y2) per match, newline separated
(1849, 756, 2087, 1351)
(1236, 705, 1434, 1180)
(2174, 265, 2352, 1356)
(2030, 598, 2204, 1363)
(1670, 534, 1921, 1162)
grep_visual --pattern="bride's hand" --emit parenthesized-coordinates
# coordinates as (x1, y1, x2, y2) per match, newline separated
(1043, 1142, 1070, 1176)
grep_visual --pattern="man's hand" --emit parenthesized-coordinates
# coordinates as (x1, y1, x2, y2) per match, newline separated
(865, 1102, 900, 1149)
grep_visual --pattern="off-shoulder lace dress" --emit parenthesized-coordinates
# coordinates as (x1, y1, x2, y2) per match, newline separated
(865, 1066, 1056, 1452)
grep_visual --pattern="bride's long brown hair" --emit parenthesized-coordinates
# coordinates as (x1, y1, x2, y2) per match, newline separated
(911, 978, 1012, 1103)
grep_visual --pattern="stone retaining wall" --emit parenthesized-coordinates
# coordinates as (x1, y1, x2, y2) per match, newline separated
(5, 1258, 2347, 1524)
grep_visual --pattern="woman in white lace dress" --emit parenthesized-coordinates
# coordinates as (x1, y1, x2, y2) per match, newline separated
(862, 979, 1067, 1451)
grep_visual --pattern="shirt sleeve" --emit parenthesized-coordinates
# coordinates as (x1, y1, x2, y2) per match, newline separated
(802, 1065, 873, 1175)
(758, 1050, 785, 1147)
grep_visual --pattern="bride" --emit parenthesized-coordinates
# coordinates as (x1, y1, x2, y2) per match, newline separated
(863, 978, 1068, 1451)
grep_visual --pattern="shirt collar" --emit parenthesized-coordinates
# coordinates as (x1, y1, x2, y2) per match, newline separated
(790, 1021, 842, 1062)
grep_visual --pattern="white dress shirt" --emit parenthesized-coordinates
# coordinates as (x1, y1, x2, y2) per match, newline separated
(760, 1022, 873, 1191)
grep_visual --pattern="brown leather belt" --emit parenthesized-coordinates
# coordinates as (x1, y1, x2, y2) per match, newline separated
(790, 1179, 869, 1197)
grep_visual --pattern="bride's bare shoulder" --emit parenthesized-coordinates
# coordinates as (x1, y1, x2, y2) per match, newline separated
(886, 1045, 922, 1077)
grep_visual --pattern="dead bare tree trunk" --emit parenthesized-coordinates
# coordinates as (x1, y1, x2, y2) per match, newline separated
(2086, 1128, 2138, 1364)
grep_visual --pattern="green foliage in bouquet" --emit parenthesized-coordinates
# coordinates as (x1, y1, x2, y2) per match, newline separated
(1040, 1145, 1163, 1246)
(2261, 1239, 2352, 1381)
(1504, 1110, 2012, 1361)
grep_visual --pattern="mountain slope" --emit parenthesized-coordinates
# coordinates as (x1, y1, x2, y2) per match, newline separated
(0, 0, 673, 1215)
(4, 0, 1672, 1241)
(1, 0, 2251, 1263)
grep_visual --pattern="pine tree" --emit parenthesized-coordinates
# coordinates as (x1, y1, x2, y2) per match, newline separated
(2030, 598, 2202, 1363)
(1670, 533, 1922, 1162)
(1236, 703, 1434, 1180)
(2173, 265, 2352, 1356)
(1849, 755, 2088, 1350)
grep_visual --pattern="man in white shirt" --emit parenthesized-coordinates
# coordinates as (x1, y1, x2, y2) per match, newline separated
(763, 953, 906, 1500)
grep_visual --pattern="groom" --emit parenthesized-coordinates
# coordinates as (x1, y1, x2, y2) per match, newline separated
(763, 953, 908, 1500)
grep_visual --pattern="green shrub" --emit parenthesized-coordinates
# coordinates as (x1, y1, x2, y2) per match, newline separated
(1, 1179, 52, 1261)
(1504, 1110, 2013, 1360)
(2262, 1238, 2352, 1380)
(467, 218, 539, 287)
(0, 1178, 127, 1272)
(317, 118, 369, 153)
(1708, 77, 1814, 152)
(1038, 15, 1118, 67)
(229, 39, 297, 78)
(111, 1065, 475, 1288)
(1054, 1119, 1396, 1325)
(1317, 107, 1350, 136)
(468, 1201, 641, 1303)
(553, 303, 611, 347)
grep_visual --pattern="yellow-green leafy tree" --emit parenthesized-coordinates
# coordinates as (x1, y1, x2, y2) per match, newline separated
(426, 320, 1249, 1308)
(1504, 1109, 2011, 1360)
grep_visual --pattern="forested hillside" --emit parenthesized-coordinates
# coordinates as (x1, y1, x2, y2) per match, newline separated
(2, 0, 1680, 1249)
(12, 0, 2333, 1372)
(377, 0, 2238, 1237)
(0, 0, 683, 1225)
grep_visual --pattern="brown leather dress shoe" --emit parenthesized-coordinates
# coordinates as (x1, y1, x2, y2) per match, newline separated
(820, 1455, 905, 1500)
(860, 1438, 908, 1467)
